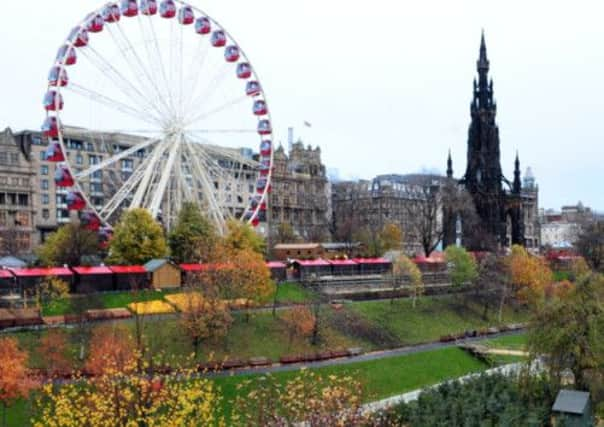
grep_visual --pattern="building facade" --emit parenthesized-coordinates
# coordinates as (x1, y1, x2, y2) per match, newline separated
(443, 33, 539, 251)
(331, 174, 444, 254)
(270, 141, 330, 241)
(539, 202, 594, 248)
(1, 126, 259, 254)
(0, 129, 36, 255)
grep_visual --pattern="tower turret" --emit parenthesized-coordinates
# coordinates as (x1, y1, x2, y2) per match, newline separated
(513, 152, 521, 194)
(446, 149, 453, 178)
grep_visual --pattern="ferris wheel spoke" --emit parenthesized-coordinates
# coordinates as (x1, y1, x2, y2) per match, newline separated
(181, 37, 211, 113)
(99, 157, 151, 219)
(74, 137, 161, 179)
(130, 138, 171, 208)
(148, 135, 181, 217)
(184, 95, 249, 128)
(186, 62, 231, 118)
(105, 23, 172, 120)
(141, 15, 176, 118)
(79, 46, 164, 119)
(66, 83, 162, 126)
(183, 140, 227, 234)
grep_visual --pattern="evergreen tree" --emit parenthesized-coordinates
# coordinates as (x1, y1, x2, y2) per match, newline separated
(168, 202, 217, 263)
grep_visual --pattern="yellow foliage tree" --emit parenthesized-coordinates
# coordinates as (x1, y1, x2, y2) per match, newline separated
(33, 353, 225, 427)
(508, 245, 553, 304)
(233, 369, 367, 426)
(280, 306, 315, 348)
(380, 223, 403, 252)
(107, 208, 168, 265)
(391, 253, 423, 308)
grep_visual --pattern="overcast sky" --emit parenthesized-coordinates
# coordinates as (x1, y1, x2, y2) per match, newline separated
(1, 0, 602, 211)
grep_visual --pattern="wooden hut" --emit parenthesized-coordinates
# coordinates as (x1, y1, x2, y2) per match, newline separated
(8, 267, 73, 296)
(72, 266, 114, 293)
(292, 259, 331, 281)
(552, 390, 593, 426)
(352, 258, 392, 275)
(0, 269, 16, 296)
(109, 265, 148, 291)
(144, 259, 181, 289)
(273, 243, 323, 261)
(328, 259, 358, 276)
(266, 261, 287, 282)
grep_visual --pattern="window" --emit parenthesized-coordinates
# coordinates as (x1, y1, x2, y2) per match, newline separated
(32, 136, 42, 145)
(0, 153, 6, 163)
(15, 212, 29, 227)
(0, 194, 4, 204)
(41, 179, 49, 190)
(18, 194, 28, 206)
(9, 153, 18, 164)
(42, 194, 49, 205)
(40, 151, 47, 161)
(57, 209, 69, 219)
(76, 153, 83, 165)
(86, 142, 94, 151)
(121, 159, 133, 170)
(90, 182, 103, 193)
(66, 139, 83, 150)
(42, 209, 50, 219)
(89, 155, 102, 165)
(92, 170, 102, 180)
(41, 165, 48, 175)
(56, 194, 66, 205)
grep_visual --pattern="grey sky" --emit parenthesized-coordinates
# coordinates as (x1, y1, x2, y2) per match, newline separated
(1, 0, 602, 211)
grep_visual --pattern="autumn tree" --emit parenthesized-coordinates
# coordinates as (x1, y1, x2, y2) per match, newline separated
(575, 220, 604, 272)
(473, 253, 510, 321)
(280, 306, 315, 348)
(168, 202, 217, 264)
(31, 276, 69, 311)
(107, 208, 168, 265)
(84, 324, 135, 376)
(36, 223, 99, 266)
(528, 273, 604, 390)
(233, 369, 367, 426)
(39, 329, 71, 376)
(33, 353, 224, 427)
(508, 244, 553, 305)
(0, 337, 35, 427)
(380, 222, 403, 252)
(445, 245, 478, 288)
(391, 253, 423, 307)
(179, 287, 233, 357)
(272, 222, 299, 244)
(223, 218, 266, 255)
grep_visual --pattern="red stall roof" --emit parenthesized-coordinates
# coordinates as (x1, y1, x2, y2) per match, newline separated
(109, 266, 146, 274)
(9, 267, 73, 277)
(180, 263, 203, 272)
(0, 270, 14, 279)
(328, 259, 357, 266)
(295, 259, 331, 267)
(352, 258, 391, 264)
(72, 266, 113, 275)
(413, 253, 445, 264)
(266, 261, 286, 269)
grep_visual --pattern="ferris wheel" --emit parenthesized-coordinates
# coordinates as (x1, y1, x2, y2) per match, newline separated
(42, 0, 273, 244)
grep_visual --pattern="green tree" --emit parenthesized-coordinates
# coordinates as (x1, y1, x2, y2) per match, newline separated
(36, 223, 99, 266)
(528, 273, 604, 390)
(107, 208, 168, 265)
(168, 202, 217, 263)
(223, 219, 266, 255)
(575, 220, 604, 272)
(445, 246, 478, 288)
(391, 253, 423, 307)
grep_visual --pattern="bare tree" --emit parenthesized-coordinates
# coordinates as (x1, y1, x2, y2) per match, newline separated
(574, 220, 604, 272)
(0, 219, 22, 256)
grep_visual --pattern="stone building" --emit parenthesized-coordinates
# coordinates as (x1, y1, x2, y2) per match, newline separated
(0, 129, 36, 255)
(1, 126, 258, 254)
(540, 202, 594, 248)
(269, 140, 330, 241)
(331, 174, 444, 254)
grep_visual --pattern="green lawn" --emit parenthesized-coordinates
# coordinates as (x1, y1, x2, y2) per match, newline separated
(348, 296, 530, 347)
(42, 289, 175, 316)
(5, 346, 488, 425)
(482, 333, 527, 351)
(274, 282, 313, 304)
(216, 346, 487, 416)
